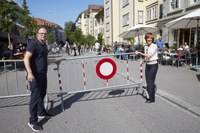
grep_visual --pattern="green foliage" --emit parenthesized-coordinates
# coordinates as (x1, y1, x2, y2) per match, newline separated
(19, 0, 37, 39)
(0, 0, 19, 43)
(64, 21, 97, 46)
(48, 32, 56, 44)
(74, 29, 83, 43)
(97, 33, 103, 45)
(85, 35, 96, 46)
(126, 37, 135, 46)
(64, 21, 76, 42)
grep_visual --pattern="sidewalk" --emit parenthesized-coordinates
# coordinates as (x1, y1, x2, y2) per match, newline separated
(155, 64, 200, 116)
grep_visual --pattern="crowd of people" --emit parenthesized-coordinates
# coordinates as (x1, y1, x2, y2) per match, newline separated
(154, 35, 192, 66)
(1, 42, 26, 60)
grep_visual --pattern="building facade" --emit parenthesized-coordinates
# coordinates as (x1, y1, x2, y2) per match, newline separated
(104, 0, 162, 45)
(75, 0, 200, 48)
(75, 5, 103, 40)
(159, 0, 200, 48)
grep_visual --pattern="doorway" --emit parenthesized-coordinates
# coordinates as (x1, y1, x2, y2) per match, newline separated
(179, 28, 190, 46)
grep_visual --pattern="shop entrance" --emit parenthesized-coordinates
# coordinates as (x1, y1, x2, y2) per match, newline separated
(179, 29, 190, 46)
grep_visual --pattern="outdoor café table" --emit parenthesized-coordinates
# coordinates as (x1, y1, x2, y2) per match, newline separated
(12, 52, 24, 59)
(167, 52, 178, 66)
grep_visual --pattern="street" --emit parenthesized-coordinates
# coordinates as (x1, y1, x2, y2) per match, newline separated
(0, 52, 200, 133)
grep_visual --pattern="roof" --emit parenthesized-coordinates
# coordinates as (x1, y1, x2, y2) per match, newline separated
(88, 4, 103, 11)
(34, 18, 63, 30)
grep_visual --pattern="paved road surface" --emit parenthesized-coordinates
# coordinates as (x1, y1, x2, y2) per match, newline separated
(0, 52, 200, 133)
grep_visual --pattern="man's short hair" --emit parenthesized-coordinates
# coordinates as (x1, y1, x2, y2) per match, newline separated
(37, 26, 48, 33)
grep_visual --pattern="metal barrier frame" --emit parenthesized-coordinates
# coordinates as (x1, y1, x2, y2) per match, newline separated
(56, 53, 148, 111)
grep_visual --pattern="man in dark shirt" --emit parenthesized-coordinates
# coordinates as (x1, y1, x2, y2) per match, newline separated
(24, 27, 59, 132)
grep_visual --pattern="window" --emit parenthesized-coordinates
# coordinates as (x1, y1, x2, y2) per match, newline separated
(171, 0, 180, 10)
(173, 30, 178, 47)
(106, 8, 109, 18)
(147, 10, 149, 21)
(122, 0, 129, 7)
(146, 5, 158, 21)
(106, 22, 110, 32)
(106, 37, 110, 45)
(123, 13, 129, 26)
(95, 20, 97, 26)
(95, 30, 98, 36)
(198, 28, 200, 46)
(138, 11, 143, 24)
(190, 0, 200, 5)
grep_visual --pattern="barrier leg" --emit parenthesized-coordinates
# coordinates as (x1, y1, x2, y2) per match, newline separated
(56, 64, 65, 112)
(139, 63, 149, 99)
(44, 94, 49, 111)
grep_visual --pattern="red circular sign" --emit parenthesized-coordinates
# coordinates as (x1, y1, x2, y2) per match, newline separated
(96, 58, 117, 80)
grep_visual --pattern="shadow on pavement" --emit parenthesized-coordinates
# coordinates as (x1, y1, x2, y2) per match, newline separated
(196, 74, 200, 81)
(43, 87, 144, 125)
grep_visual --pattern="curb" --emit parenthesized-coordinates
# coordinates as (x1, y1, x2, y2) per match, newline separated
(156, 90, 200, 117)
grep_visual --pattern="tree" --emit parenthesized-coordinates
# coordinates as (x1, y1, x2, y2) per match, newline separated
(74, 29, 83, 44)
(20, 0, 37, 40)
(0, 0, 20, 44)
(48, 32, 56, 44)
(97, 33, 103, 45)
(85, 35, 96, 46)
(64, 21, 75, 42)
(126, 37, 135, 46)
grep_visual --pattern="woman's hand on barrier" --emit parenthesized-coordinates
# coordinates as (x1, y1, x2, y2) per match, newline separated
(135, 51, 141, 55)
(140, 60, 145, 66)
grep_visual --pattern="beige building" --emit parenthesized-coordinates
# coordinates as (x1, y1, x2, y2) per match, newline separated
(104, 0, 163, 46)
(76, 0, 200, 49)
(95, 9, 104, 39)
(104, 0, 120, 45)
(75, 5, 103, 40)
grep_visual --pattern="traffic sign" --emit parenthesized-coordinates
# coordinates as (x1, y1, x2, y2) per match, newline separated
(96, 58, 117, 80)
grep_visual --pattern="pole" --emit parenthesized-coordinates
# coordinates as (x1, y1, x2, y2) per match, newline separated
(196, 18, 199, 66)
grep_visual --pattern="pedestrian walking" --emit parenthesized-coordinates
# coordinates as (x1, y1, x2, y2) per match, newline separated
(77, 43, 81, 55)
(135, 32, 158, 103)
(24, 26, 60, 132)
(65, 41, 70, 55)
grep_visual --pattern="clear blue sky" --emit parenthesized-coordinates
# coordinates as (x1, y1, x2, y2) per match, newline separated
(17, 0, 104, 28)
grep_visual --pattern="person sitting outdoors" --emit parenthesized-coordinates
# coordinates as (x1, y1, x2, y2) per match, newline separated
(183, 42, 191, 58)
(162, 43, 171, 64)
(126, 45, 134, 59)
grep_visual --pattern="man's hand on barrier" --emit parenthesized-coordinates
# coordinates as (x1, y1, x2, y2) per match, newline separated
(48, 59, 61, 65)
(55, 60, 61, 65)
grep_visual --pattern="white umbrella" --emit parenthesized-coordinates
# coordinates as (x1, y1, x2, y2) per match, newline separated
(165, 8, 200, 67)
(119, 24, 158, 39)
(165, 8, 200, 29)
(118, 30, 129, 38)
(118, 24, 158, 44)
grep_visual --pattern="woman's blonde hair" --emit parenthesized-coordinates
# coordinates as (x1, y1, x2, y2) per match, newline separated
(144, 32, 155, 42)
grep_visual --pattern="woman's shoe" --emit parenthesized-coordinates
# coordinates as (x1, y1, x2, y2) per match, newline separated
(145, 100, 155, 103)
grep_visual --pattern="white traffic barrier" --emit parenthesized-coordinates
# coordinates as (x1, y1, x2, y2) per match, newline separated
(54, 53, 147, 111)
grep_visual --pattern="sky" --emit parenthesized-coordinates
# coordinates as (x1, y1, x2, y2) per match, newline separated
(17, 0, 104, 28)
